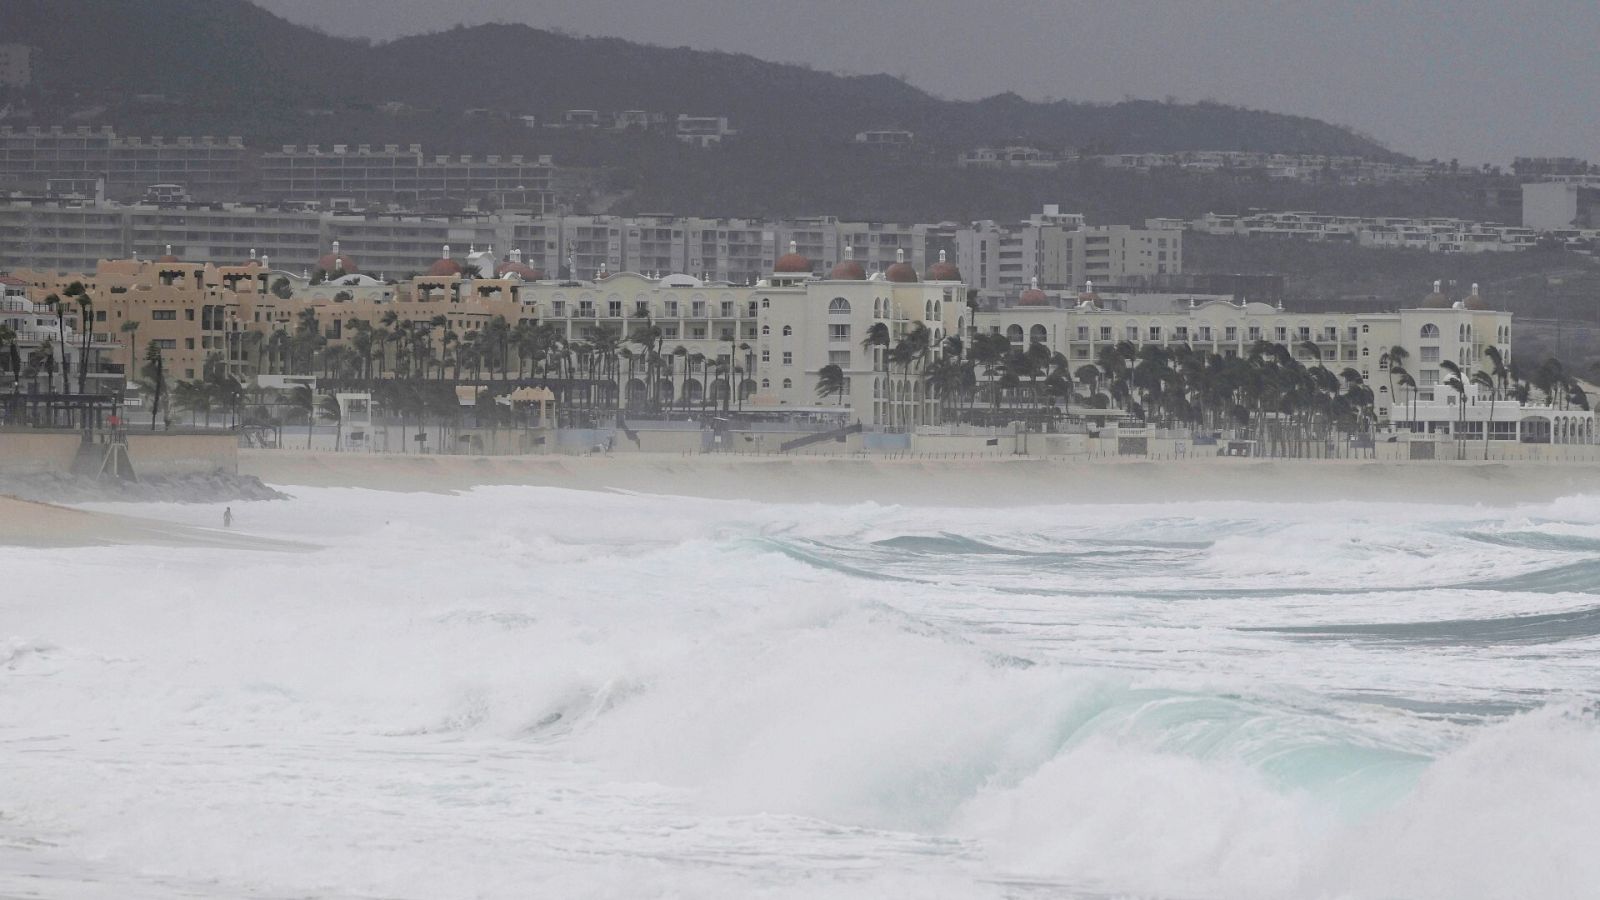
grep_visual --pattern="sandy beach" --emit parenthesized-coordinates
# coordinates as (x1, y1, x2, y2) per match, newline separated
(0, 495, 310, 549)
(240, 449, 1600, 506)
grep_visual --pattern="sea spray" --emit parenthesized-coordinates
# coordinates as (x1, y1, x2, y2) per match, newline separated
(4, 485, 1600, 898)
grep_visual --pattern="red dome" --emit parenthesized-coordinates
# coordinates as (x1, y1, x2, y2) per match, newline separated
(1421, 291, 1450, 309)
(240, 258, 261, 268)
(884, 261, 919, 283)
(499, 260, 543, 280)
(928, 261, 963, 281)
(157, 254, 180, 263)
(1464, 293, 1489, 310)
(775, 252, 813, 273)
(1077, 291, 1102, 307)
(1019, 288, 1049, 306)
(316, 253, 359, 274)
(426, 258, 463, 277)
(829, 259, 867, 280)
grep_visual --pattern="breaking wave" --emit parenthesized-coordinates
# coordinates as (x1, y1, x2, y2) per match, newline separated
(4, 485, 1600, 898)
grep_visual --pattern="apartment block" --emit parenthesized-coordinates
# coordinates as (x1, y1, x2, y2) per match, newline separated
(955, 206, 1174, 301)
(0, 126, 246, 199)
(260, 144, 555, 210)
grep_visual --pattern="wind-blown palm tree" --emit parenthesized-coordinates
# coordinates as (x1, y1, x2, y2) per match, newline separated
(289, 384, 317, 449)
(141, 340, 166, 430)
(1471, 370, 1496, 460)
(43, 288, 73, 395)
(815, 363, 846, 405)
(318, 392, 343, 451)
(73, 287, 94, 397)
(1396, 370, 1418, 427)
(119, 320, 141, 389)
(0, 324, 17, 398)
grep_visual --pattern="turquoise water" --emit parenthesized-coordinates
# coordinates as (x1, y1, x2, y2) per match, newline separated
(3, 487, 1599, 898)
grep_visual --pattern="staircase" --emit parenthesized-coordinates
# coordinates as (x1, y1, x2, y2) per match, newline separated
(778, 422, 862, 453)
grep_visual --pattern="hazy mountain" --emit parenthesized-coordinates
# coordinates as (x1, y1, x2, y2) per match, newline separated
(8, 0, 1397, 158)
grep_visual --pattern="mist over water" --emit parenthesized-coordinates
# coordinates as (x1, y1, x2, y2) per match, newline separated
(5, 486, 1600, 898)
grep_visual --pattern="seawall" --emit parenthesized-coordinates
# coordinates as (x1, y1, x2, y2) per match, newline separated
(0, 429, 239, 478)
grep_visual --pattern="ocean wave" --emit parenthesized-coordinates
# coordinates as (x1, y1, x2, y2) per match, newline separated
(1251, 604, 1600, 645)
(8, 484, 1600, 898)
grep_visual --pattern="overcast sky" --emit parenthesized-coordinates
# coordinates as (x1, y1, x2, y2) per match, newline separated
(255, 0, 1599, 165)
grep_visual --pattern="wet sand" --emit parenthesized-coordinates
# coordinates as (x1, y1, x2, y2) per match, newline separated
(239, 449, 1600, 507)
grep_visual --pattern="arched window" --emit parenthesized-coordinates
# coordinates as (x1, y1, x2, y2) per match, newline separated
(1030, 324, 1048, 344)
(761, 324, 770, 335)
(761, 378, 770, 388)
(761, 298, 770, 308)
(782, 325, 793, 336)
(925, 300, 934, 320)
(1006, 324, 1024, 344)
(782, 378, 792, 389)
(829, 297, 851, 314)
(1420, 323, 1440, 338)
(873, 299, 882, 318)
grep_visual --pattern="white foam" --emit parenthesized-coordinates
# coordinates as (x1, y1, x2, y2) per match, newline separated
(6, 486, 1600, 897)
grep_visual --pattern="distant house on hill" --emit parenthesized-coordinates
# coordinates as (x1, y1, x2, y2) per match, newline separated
(854, 130, 913, 147)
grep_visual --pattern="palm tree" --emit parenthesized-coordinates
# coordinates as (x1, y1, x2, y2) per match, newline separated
(289, 384, 316, 449)
(924, 356, 974, 418)
(141, 340, 166, 430)
(0, 323, 17, 397)
(1396, 370, 1418, 427)
(1484, 345, 1508, 395)
(1470, 370, 1496, 460)
(119, 320, 141, 390)
(172, 379, 208, 426)
(72, 286, 94, 397)
(815, 363, 846, 405)
(318, 392, 343, 451)
(43, 289, 72, 396)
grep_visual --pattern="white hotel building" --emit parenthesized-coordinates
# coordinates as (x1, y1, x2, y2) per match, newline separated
(981, 280, 1512, 425)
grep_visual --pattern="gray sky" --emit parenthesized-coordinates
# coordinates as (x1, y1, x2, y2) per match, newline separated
(257, 0, 1600, 165)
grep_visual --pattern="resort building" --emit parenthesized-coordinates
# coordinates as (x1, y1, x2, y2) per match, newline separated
(11, 243, 1564, 437)
(982, 279, 1512, 424)
(0, 273, 117, 395)
(8, 242, 964, 427)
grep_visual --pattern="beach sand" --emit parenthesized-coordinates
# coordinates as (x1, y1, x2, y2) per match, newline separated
(240, 449, 1600, 507)
(0, 495, 311, 549)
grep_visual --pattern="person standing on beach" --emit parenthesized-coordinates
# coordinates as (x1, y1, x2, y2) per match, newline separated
(223, 507, 233, 529)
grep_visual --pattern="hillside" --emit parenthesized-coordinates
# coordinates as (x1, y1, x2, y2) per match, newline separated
(7, 0, 1397, 158)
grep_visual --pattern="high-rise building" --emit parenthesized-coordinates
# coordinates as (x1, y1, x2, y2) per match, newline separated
(259, 144, 555, 210)
(0, 126, 246, 199)
(956, 207, 1180, 301)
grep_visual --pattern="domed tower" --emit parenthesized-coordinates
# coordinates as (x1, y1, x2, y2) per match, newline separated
(927, 249, 962, 282)
(1018, 276, 1048, 306)
(1420, 279, 1450, 309)
(499, 247, 544, 280)
(1077, 279, 1102, 309)
(774, 240, 812, 274)
(829, 244, 867, 280)
(316, 241, 359, 275)
(425, 245, 463, 277)
(884, 248, 919, 283)
(1463, 282, 1489, 310)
